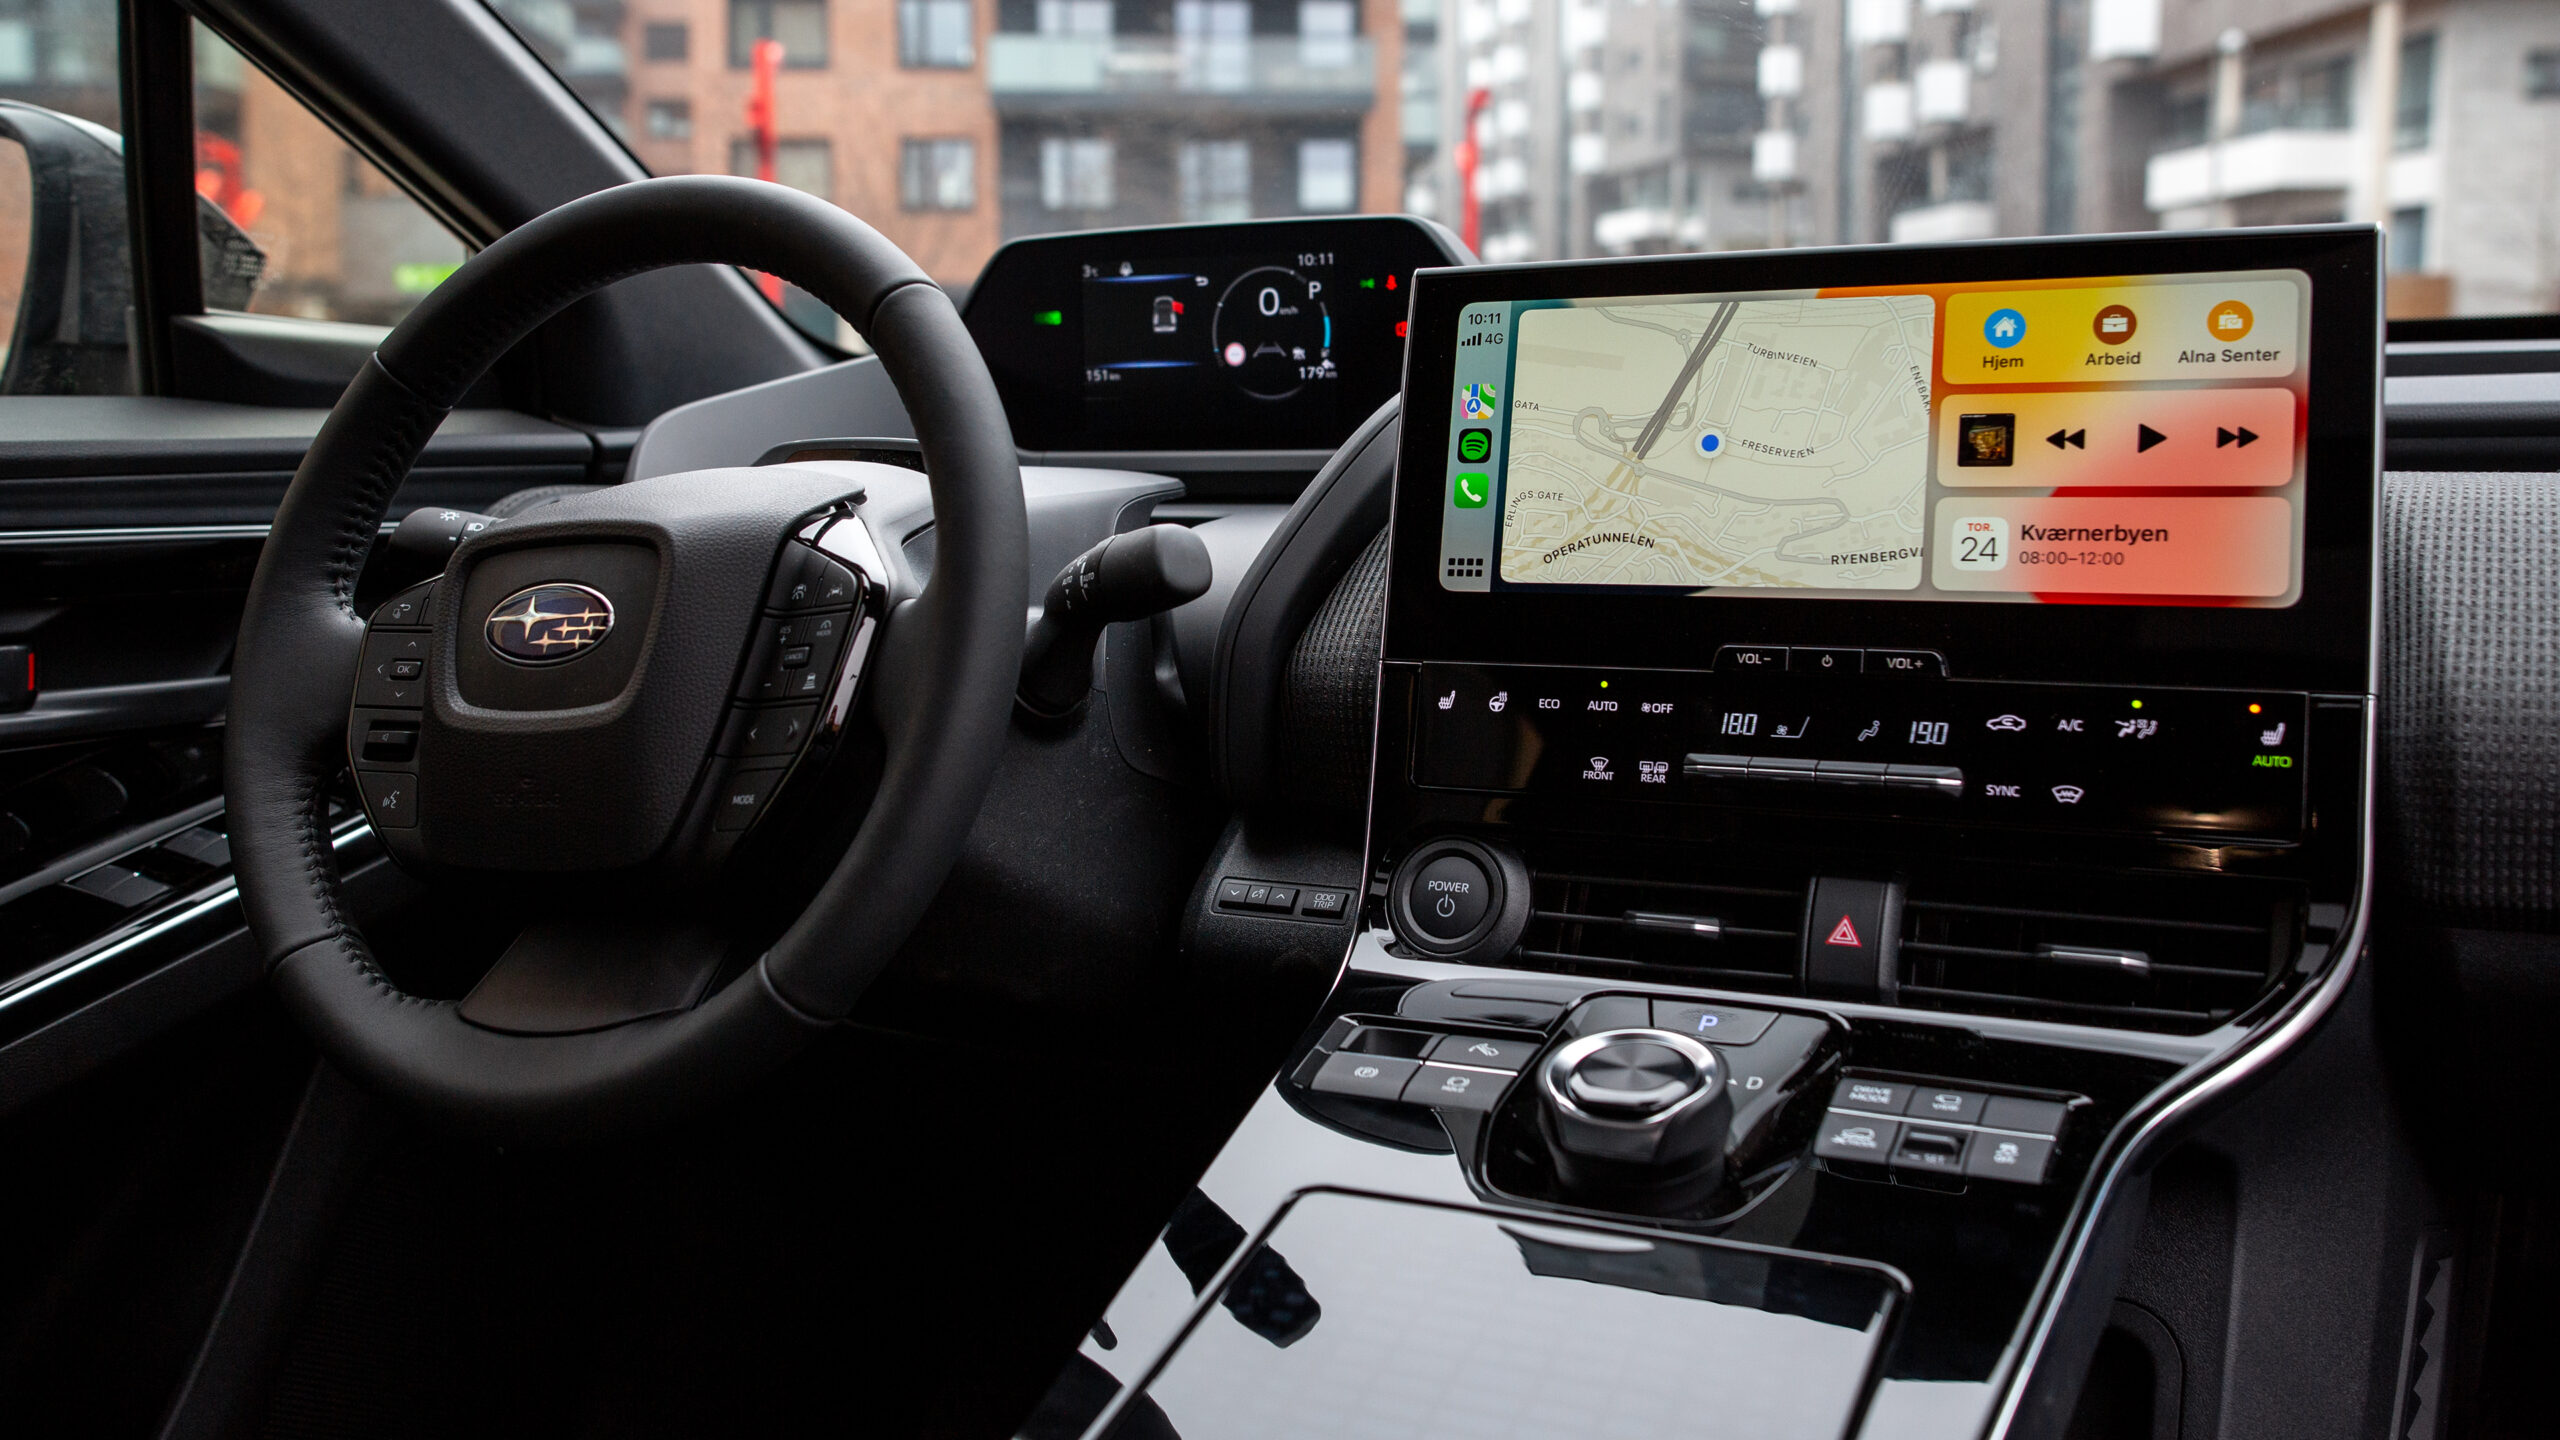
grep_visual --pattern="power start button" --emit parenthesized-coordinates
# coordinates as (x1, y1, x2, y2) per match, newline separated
(1410, 854, 1492, 940)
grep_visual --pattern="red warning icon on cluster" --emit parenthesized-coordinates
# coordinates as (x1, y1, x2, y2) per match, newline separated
(1826, 915, 1863, 948)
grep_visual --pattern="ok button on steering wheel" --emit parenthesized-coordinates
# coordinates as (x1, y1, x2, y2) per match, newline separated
(1389, 837, 1530, 960)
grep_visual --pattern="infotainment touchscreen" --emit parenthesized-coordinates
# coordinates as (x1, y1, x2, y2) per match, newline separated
(1433, 270, 2311, 606)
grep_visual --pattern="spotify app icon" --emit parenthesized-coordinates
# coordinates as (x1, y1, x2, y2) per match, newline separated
(1457, 427, 1493, 464)
(1452, 472, 1490, 509)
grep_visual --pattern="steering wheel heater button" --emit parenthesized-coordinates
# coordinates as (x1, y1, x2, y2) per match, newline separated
(1409, 854, 1491, 939)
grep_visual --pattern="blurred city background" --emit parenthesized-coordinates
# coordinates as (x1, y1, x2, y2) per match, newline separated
(6, 0, 2559, 342)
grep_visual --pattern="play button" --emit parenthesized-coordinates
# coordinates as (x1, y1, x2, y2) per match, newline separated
(2216, 426, 2259, 449)
(2136, 424, 2167, 453)
(2046, 428, 2085, 450)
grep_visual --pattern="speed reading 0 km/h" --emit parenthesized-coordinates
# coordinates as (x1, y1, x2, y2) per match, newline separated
(1213, 266, 1334, 400)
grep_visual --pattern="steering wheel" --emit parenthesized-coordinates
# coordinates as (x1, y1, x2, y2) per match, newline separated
(224, 177, 1026, 1142)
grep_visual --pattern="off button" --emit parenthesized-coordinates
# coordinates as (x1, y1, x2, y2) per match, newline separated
(1409, 854, 1493, 940)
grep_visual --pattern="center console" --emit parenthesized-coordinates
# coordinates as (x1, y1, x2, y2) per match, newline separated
(1057, 227, 2381, 1440)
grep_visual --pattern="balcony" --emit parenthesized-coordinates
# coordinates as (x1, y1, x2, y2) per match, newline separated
(2144, 129, 2356, 212)
(986, 33, 1376, 112)
(1888, 199, 1995, 243)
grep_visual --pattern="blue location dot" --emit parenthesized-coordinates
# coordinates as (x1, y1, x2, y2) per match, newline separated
(1697, 430, 1723, 456)
(1984, 308, 2027, 349)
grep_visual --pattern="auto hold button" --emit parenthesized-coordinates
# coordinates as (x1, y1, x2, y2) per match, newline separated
(1408, 853, 1492, 940)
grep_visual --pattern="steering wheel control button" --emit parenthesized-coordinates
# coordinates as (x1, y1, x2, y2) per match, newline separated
(1832, 1077, 1911, 1113)
(1649, 1000, 1777, 1046)
(1963, 1133, 2055, 1184)
(359, 720, 421, 766)
(1408, 854, 1492, 939)
(1308, 1052, 1419, 1101)
(357, 772, 419, 829)
(711, 767, 787, 831)
(373, 581, 436, 629)
(740, 611, 854, 701)
(1905, 1087, 1987, 1124)
(1400, 1062, 1508, 1112)
(720, 703, 819, 757)
(355, 631, 430, 707)
(1426, 1033, 1534, 1071)
(1714, 645, 1788, 675)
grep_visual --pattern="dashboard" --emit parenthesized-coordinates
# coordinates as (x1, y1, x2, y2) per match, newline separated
(959, 215, 1464, 454)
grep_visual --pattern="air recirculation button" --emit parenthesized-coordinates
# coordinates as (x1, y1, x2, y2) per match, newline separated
(1409, 854, 1492, 940)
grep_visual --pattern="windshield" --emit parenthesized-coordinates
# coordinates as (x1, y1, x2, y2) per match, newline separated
(486, 0, 2560, 330)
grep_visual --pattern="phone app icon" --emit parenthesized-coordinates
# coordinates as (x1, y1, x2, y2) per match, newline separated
(1457, 427, 1493, 463)
(1452, 472, 1490, 509)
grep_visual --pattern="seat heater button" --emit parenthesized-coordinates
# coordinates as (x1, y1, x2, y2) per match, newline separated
(357, 771, 419, 829)
(1400, 1062, 1508, 1111)
(1308, 1052, 1419, 1101)
(1814, 1113, 1895, 1161)
(1426, 1033, 1535, 1071)
(1650, 1001, 1778, 1045)
(1904, 1087, 1986, 1124)
(1963, 1132, 2055, 1184)
(1982, 1095, 2069, 1136)
(1833, 1078, 1911, 1113)
(1407, 853, 1492, 940)
(712, 768, 788, 832)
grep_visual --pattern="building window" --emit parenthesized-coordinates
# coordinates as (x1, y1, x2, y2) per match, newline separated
(2390, 206, 2428, 274)
(1298, 138, 1355, 210)
(643, 21, 689, 62)
(1036, 0, 1111, 37)
(645, 98, 693, 139)
(1299, 0, 1354, 68)
(898, 0, 973, 67)
(901, 137, 976, 210)
(1179, 139, 1251, 222)
(730, 137, 834, 200)
(730, 0, 827, 68)
(2396, 33, 2435, 150)
(2529, 50, 2560, 100)
(1040, 136, 1114, 210)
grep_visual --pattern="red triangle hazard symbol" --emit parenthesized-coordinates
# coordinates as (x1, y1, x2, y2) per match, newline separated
(1825, 915, 1863, 948)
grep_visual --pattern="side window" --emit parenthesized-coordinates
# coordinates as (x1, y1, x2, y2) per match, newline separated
(189, 23, 465, 325)
(0, 0, 134, 394)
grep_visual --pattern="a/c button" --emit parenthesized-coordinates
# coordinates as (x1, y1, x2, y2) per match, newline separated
(1409, 854, 1492, 940)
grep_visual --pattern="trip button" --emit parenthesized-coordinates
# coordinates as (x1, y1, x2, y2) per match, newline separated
(1714, 645, 1788, 676)
(1790, 647, 1862, 675)
(1299, 887, 1351, 920)
(1407, 853, 1493, 940)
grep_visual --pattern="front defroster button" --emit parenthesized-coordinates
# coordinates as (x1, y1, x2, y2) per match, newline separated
(1410, 854, 1492, 939)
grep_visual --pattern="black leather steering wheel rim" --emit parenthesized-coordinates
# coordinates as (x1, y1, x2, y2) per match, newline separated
(224, 176, 1027, 1142)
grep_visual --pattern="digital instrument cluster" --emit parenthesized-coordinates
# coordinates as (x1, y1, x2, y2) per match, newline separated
(960, 216, 1464, 454)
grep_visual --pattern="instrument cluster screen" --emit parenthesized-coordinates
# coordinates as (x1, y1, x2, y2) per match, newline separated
(1434, 269, 2313, 607)
(961, 216, 1461, 454)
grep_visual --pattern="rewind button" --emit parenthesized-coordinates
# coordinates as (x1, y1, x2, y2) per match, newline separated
(2045, 428, 2086, 450)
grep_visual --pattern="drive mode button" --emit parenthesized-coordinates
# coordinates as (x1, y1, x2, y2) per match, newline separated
(1410, 854, 1492, 940)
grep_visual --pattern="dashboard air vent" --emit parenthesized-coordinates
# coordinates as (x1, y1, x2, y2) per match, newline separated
(1897, 873, 2298, 1031)
(1517, 867, 1805, 994)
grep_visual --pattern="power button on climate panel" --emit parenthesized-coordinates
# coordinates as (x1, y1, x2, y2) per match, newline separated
(1410, 854, 1492, 939)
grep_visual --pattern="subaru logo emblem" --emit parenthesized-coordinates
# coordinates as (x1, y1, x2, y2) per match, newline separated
(484, 583, 615, 664)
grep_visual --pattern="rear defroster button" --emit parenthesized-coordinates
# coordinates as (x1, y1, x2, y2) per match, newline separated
(1410, 854, 1492, 940)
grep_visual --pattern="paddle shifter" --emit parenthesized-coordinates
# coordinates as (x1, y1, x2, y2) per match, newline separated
(1017, 524, 1213, 720)
(1535, 1029, 1733, 1211)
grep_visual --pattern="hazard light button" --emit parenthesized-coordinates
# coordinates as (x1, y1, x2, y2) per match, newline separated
(1803, 876, 1899, 1001)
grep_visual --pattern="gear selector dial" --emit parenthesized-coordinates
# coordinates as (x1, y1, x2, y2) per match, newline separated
(1536, 1029, 1733, 1209)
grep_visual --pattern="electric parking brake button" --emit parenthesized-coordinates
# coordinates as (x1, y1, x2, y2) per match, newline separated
(1308, 1052, 1419, 1101)
(1408, 853, 1492, 940)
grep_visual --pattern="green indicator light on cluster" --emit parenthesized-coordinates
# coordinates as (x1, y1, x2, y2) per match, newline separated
(1033, 310, 1064, 326)
(2129, 699, 2144, 709)
(1359, 277, 1376, 289)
